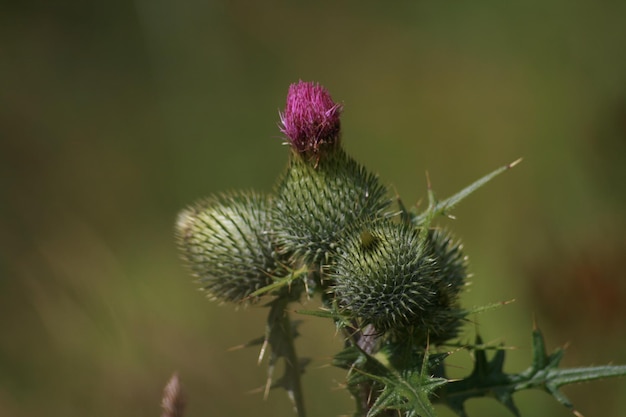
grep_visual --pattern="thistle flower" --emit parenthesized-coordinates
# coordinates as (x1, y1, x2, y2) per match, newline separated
(175, 192, 284, 304)
(330, 220, 467, 344)
(279, 80, 343, 156)
(274, 81, 389, 269)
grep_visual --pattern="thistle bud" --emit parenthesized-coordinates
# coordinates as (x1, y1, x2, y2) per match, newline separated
(330, 220, 468, 344)
(273, 148, 390, 268)
(279, 80, 343, 157)
(175, 192, 283, 304)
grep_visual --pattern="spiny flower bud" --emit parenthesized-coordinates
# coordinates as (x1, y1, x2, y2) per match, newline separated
(273, 148, 390, 268)
(175, 192, 284, 304)
(330, 220, 468, 344)
(279, 80, 343, 156)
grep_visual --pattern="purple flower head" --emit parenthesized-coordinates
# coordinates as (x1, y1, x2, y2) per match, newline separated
(279, 81, 343, 154)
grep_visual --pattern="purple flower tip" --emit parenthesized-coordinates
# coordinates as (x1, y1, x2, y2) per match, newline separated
(279, 80, 343, 154)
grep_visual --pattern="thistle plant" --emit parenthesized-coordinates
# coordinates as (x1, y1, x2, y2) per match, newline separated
(173, 80, 626, 417)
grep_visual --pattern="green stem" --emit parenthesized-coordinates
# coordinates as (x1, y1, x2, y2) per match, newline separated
(266, 297, 306, 417)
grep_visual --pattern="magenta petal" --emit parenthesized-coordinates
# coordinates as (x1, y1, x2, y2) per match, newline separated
(279, 81, 342, 153)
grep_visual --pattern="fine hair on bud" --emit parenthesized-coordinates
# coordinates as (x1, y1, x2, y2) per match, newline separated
(175, 191, 284, 304)
(330, 219, 468, 344)
(273, 148, 391, 268)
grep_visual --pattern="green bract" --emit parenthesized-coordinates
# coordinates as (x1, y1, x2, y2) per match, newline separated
(175, 192, 284, 304)
(273, 148, 391, 268)
(331, 220, 467, 344)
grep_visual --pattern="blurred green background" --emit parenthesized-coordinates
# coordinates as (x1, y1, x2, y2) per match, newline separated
(2, 1, 625, 416)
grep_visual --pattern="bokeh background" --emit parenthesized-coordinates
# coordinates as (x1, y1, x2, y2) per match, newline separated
(2, 1, 625, 416)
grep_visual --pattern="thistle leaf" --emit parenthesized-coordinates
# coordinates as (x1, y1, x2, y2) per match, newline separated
(334, 343, 449, 417)
(248, 265, 308, 298)
(412, 159, 522, 226)
(436, 328, 626, 416)
(520, 327, 626, 414)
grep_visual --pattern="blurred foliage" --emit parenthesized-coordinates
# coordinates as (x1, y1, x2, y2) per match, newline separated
(1, 1, 625, 416)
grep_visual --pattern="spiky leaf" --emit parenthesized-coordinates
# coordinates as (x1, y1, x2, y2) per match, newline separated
(436, 328, 626, 416)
